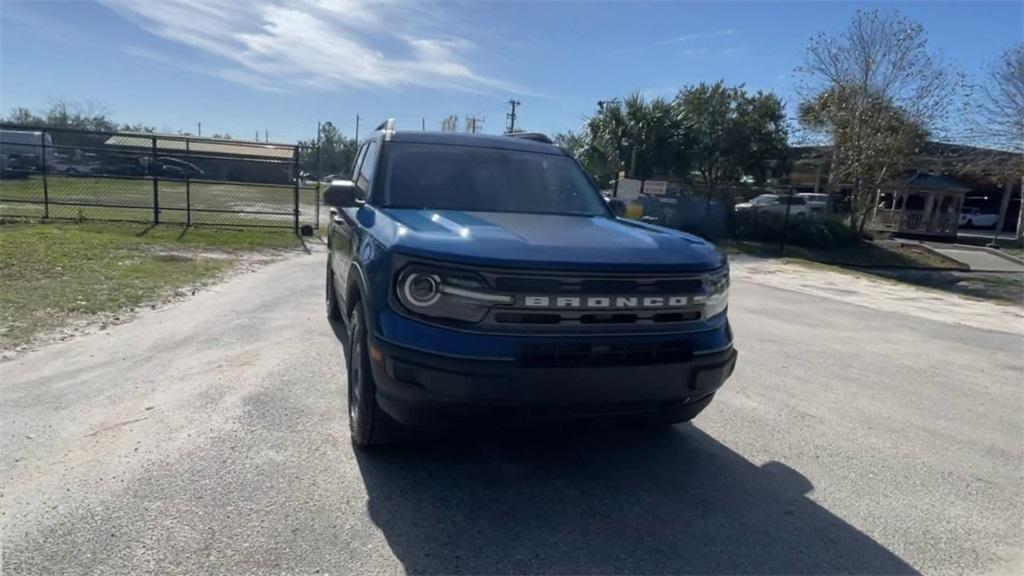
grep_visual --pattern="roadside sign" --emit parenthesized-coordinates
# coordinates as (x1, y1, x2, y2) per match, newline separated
(644, 180, 668, 196)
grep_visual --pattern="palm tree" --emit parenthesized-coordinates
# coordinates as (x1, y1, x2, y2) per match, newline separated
(585, 92, 681, 180)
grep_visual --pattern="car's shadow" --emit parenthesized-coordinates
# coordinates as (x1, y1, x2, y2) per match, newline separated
(354, 420, 917, 575)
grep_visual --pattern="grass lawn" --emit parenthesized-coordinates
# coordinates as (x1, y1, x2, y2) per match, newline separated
(0, 175, 320, 228)
(0, 221, 303, 350)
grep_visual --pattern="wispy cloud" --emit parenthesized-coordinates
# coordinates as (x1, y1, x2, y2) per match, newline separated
(662, 29, 736, 46)
(611, 28, 737, 55)
(102, 0, 524, 94)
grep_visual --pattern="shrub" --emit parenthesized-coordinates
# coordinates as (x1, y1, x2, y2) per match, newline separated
(731, 211, 860, 249)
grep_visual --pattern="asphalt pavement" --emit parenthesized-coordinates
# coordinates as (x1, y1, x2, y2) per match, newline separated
(2, 249, 1022, 575)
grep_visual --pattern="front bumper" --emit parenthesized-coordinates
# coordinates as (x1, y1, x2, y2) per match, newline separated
(369, 337, 737, 430)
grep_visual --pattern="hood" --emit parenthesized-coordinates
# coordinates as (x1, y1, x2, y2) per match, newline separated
(363, 208, 724, 272)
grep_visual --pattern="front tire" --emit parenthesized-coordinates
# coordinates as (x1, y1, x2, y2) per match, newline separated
(347, 304, 397, 447)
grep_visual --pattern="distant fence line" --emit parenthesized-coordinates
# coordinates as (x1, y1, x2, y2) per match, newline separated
(0, 123, 322, 232)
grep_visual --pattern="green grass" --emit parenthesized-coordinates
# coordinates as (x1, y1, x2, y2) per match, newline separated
(0, 175, 320, 228)
(0, 222, 303, 349)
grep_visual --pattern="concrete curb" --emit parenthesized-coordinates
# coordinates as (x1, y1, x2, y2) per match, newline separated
(945, 243, 1024, 266)
(912, 242, 1024, 274)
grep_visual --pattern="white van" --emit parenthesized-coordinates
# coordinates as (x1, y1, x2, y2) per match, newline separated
(0, 129, 53, 173)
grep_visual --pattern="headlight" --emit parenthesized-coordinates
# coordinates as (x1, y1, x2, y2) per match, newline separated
(395, 266, 512, 323)
(401, 273, 442, 307)
(699, 268, 729, 318)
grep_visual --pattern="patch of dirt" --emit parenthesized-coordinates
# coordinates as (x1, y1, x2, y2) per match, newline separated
(732, 256, 1024, 336)
(0, 250, 294, 362)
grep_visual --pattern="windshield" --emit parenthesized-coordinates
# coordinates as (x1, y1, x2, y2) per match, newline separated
(377, 143, 608, 216)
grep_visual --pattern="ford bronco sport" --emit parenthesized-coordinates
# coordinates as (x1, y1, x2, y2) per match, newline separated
(324, 120, 737, 446)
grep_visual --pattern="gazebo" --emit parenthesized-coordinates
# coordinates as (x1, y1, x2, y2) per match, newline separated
(872, 173, 970, 239)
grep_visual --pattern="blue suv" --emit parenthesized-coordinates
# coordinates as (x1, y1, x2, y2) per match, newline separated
(324, 120, 736, 446)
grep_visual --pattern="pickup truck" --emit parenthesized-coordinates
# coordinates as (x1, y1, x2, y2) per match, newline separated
(324, 121, 737, 446)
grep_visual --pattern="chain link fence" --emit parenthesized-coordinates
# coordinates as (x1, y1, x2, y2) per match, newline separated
(609, 178, 859, 251)
(0, 124, 321, 232)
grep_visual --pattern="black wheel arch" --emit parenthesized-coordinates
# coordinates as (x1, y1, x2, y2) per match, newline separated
(344, 260, 378, 336)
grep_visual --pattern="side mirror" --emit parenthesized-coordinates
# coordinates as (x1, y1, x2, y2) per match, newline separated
(606, 197, 627, 217)
(323, 180, 360, 208)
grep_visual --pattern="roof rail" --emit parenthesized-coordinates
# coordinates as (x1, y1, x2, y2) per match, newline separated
(505, 131, 553, 144)
(375, 118, 396, 141)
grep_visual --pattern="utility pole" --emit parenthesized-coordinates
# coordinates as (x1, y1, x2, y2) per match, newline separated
(465, 114, 483, 134)
(422, 117, 426, 131)
(506, 99, 521, 133)
(255, 130, 259, 141)
(197, 122, 202, 137)
(354, 114, 360, 142)
(264, 129, 268, 143)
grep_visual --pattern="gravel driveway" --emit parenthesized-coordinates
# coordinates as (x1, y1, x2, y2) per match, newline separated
(2, 250, 1021, 575)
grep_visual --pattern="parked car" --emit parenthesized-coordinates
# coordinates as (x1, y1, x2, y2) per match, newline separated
(49, 151, 101, 175)
(0, 153, 36, 178)
(798, 193, 829, 212)
(147, 157, 204, 179)
(99, 156, 147, 176)
(323, 121, 736, 446)
(0, 129, 50, 167)
(959, 207, 999, 228)
(735, 193, 812, 218)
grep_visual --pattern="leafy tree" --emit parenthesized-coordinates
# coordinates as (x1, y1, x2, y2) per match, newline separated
(554, 129, 616, 186)
(584, 92, 682, 180)
(797, 9, 956, 233)
(120, 123, 156, 133)
(298, 121, 358, 178)
(675, 81, 788, 198)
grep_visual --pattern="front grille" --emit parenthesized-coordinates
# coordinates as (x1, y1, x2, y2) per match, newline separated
(492, 275, 703, 295)
(519, 341, 693, 368)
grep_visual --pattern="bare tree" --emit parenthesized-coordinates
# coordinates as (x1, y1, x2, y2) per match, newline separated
(974, 45, 1024, 154)
(797, 10, 957, 233)
(967, 45, 1024, 239)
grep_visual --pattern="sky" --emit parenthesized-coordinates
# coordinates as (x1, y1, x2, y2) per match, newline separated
(1, 0, 1021, 143)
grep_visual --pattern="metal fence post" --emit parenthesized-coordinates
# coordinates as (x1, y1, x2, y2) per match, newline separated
(314, 144, 321, 229)
(779, 187, 793, 253)
(185, 139, 192, 227)
(40, 131, 49, 219)
(293, 146, 300, 234)
(151, 136, 160, 225)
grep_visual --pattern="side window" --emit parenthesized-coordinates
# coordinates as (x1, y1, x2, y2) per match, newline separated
(351, 143, 367, 179)
(355, 140, 378, 199)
